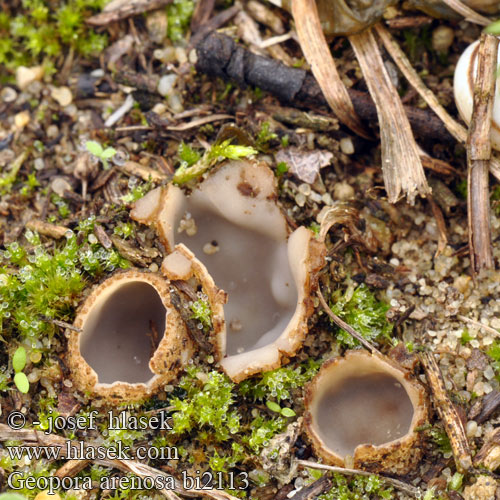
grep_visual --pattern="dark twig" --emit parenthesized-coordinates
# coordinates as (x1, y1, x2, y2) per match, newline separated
(467, 33, 498, 274)
(195, 32, 456, 146)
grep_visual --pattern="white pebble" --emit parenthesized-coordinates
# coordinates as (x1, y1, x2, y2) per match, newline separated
(340, 137, 354, 155)
(466, 420, 478, 438)
(51, 86, 73, 107)
(158, 74, 178, 97)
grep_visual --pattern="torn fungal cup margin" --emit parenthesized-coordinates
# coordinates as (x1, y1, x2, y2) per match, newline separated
(131, 160, 326, 382)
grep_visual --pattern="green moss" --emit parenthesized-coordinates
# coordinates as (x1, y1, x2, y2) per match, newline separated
(166, 0, 195, 43)
(487, 340, 500, 379)
(0, 0, 108, 76)
(329, 283, 393, 347)
(0, 223, 129, 347)
(173, 139, 257, 185)
(190, 297, 212, 330)
(315, 473, 393, 500)
(170, 367, 240, 441)
(239, 360, 320, 403)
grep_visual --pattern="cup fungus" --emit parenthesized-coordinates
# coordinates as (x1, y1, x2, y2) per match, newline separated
(131, 160, 325, 382)
(454, 38, 500, 151)
(67, 270, 193, 402)
(304, 350, 428, 474)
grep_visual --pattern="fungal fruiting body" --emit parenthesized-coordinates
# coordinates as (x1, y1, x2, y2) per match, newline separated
(67, 270, 193, 402)
(304, 350, 428, 473)
(454, 38, 500, 151)
(131, 160, 326, 382)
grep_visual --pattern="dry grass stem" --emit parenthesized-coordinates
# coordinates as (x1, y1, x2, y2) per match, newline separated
(25, 219, 69, 239)
(457, 314, 500, 338)
(440, 0, 491, 26)
(376, 24, 500, 184)
(317, 287, 382, 356)
(86, 0, 174, 26)
(296, 460, 421, 497)
(291, 0, 369, 139)
(0, 424, 241, 500)
(467, 34, 498, 274)
(375, 24, 467, 143)
(349, 27, 429, 204)
(420, 352, 472, 472)
(118, 160, 168, 183)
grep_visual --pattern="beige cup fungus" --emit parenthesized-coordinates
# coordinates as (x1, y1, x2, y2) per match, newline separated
(304, 350, 428, 474)
(131, 159, 326, 382)
(67, 270, 193, 402)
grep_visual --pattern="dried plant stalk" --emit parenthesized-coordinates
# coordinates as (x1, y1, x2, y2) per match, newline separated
(296, 460, 421, 497)
(0, 424, 241, 500)
(473, 427, 500, 470)
(421, 352, 472, 472)
(375, 24, 500, 183)
(467, 34, 498, 274)
(375, 24, 467, 144)
(291, 0, 369, 139)
(440, 0, 491, 26)
(349, 28, 429, 204)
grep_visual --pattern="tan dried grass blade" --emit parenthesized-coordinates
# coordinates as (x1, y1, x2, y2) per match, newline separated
(291, 0, 370, 139)
(375, 24, 500, 183)
(421, 352, 472, 472)
(375, 24, 467, 143)
(349, 27, 429, 203)
(441, 0, 491, 26)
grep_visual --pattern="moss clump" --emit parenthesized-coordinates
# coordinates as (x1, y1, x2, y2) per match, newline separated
(166, 0, 195, 43)
(0, 0, 108, 78)
(329, 283, 393, 347)
(313, 472, 393, 500)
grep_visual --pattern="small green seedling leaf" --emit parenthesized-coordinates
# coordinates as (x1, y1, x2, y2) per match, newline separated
(85, 140, 104, 156)
(266, 401, 282, 413)
(14, 372, 30, 394)
(12, 347, 26, 373)
(101, 147, 117, 159)
(280, 407, 296, 418)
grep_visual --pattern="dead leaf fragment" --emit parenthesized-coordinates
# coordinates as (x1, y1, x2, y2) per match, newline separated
(275, 147, 333, 183)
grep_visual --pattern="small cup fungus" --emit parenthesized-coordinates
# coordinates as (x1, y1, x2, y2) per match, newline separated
(67, 270, 193, 402)
(131, 160, 325, 382)
(454, 38, 500, 151)
(304, 350, 428, 474)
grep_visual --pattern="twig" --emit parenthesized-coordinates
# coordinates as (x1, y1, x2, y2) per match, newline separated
(456, 314, 500, 338)
(291, 0, 369, 139)
(427, 195, 448, 257)
(420, 352, 472, 472)
(296, 460, 422, 498)
(86, 0, 173, 26)
(26, 220, 70, 239)
(195, 32, 457, 145)
(467, 33, 498, 274)
(317, 288, 382, 356)
(118, 160, 168, 183)
(105, 94, 135, 127)
(189, 3, 241, 49)
(288, 475, 331, 500)
(440, 0, 491, 26)
(349, 27, 429, 204)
